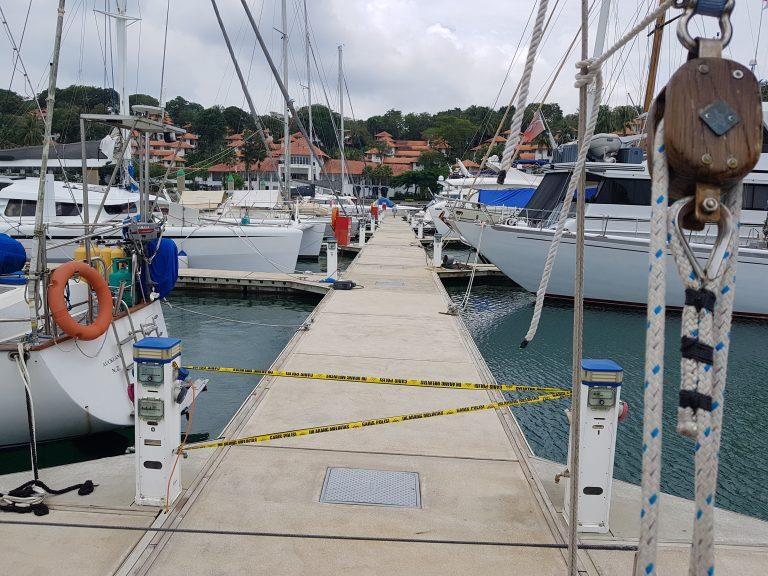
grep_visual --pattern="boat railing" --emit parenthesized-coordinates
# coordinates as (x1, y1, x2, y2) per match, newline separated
(510, 208, 767, 249)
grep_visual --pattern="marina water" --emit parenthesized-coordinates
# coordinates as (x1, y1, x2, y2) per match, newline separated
(2, 269, 765, 522)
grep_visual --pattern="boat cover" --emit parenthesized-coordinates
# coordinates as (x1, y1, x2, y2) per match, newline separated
(477, 188, 537, 207)
(0, 233, 25, 275)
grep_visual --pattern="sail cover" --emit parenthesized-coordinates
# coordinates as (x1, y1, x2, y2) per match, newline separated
(477, 187, 537, 207)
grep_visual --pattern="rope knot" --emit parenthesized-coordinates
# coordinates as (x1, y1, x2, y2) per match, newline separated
(574, 58, 599, 88)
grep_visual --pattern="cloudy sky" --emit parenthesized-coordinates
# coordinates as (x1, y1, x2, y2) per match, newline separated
(1, 0, 766, 119)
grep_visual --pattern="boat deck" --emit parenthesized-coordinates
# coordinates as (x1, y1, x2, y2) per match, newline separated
(1, 214, 766, 575)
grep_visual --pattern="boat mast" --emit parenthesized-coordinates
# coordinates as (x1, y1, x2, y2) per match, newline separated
(585, 0, 611, 115)
(304, 0, 313, 183)
(568, 1, 610, 573)
(643, 0, 667, 113)
(338, 45, 345, 196)
(282, 0, 291, 199)
(27, 0, 66, 338)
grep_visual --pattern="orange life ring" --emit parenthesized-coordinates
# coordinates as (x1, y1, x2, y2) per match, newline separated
(49, 261, 113, 341)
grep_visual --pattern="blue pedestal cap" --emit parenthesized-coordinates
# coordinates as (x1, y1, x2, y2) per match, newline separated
(581, 359, 623, 373)
(134, 337, 182, 364)
(134, 337, 181, 351)
(581, 358, 623, 387)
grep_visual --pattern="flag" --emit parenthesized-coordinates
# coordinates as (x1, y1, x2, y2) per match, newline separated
(522, 111, 546, 143)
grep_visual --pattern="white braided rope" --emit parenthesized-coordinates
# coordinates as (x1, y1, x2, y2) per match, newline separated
(519, 0, 675, 346)
(520, 70, 602, 346)
(703, 184, 741, 574)
(635, 123, 668, 576)
(500, 0, 549, 172)
(666, 188, 741, 576)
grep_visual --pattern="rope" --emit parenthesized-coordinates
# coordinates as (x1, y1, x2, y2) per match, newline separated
(520, 0, 675, 348)
(635, 123, 669, 576)
(0, 518, 639, 550)
(459, 222, 485, 311)
(636, 121, 741, 575)
(499, 0, 550, 174)
(666, 187, 740, 576)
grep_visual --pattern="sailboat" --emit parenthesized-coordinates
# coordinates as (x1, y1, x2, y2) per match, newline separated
(0, 32, 202, 448)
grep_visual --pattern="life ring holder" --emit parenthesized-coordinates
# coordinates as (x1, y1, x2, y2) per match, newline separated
(48, 261, 113, 341)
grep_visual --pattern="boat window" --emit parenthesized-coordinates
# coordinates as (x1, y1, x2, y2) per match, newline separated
(743, 184, 768, 211)
(4, 199, 36, 217)
(0, 181, 12, 191)
(592, 177, 651, 206)
(763, 126, 768, 154)
(56, 202, 81, 217)
(104, 202, 137, 215)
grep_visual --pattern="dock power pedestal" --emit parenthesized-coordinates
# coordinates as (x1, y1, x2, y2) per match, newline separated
(133, 337, 184, 507)
(564, 359, 623, 533)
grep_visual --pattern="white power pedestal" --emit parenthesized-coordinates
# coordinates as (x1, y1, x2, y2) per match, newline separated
(133, 337, 184, 507)
(564, 358, 623, 533)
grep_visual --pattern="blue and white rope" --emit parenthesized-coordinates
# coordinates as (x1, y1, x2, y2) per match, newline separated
(635, 124, 668, 576)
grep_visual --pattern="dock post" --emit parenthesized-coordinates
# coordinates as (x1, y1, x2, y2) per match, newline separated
(326, 238, 338, 279)
(417, 219, 424, 239)
(369, 216, 376, 234)
(564, 359, 624, 534)
(358, 221, 366, 247)
(432, 233, 443, 268)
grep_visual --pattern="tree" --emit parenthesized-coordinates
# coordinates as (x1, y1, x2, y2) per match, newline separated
(14, 113, 44, 147)
(166, 96, 204, 127)
(418, 150, 450, 174)
(223, 106, 255, 133)
(129, 93, 160, 108)
(760, 79, 768, 102)
(402, 112, 433, 139)
(192, 106, 227, 155)
(366, 109, 405, 139)
(422, 115, 477, 156)
(240, 130, 267, 189)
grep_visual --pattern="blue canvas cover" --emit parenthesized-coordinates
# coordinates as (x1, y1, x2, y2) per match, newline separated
(0, 234, 26, 275)
(477, 187, 537, 207)
(142, 238, 179, 300)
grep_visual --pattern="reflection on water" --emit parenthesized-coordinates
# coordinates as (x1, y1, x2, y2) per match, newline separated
(445, 281, 768, 521)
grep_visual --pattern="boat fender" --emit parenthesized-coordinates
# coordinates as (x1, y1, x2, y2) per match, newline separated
(442, 255, 455, 269)
(48, 261, 113, 341)
(332, 280, 357, 290)
(618, 400, 629, 422)
(0, 233, 26, 275)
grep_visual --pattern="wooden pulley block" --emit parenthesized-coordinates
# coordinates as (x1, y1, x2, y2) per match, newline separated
(662, 56, 763, 201)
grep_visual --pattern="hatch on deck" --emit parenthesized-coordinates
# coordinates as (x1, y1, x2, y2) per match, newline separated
(319, 467, 421, 508)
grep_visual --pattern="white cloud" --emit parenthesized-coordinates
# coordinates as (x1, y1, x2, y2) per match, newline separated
(0, 0, 763, 120)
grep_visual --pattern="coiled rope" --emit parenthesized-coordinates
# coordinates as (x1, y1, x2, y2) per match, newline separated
(520, 0, 675, 348)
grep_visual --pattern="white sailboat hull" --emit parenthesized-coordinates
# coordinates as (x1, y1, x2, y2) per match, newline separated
(453, 219, 768, 316)
(0, 300, 167, 448)
(2, 224, 304, 274)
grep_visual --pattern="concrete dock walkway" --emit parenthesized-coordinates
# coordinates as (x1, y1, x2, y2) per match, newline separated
(1, 214, 767, 575)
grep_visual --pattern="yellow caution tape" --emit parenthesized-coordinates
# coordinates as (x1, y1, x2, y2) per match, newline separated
(185, 392, 570, 451)
(182, 365, 567, 394)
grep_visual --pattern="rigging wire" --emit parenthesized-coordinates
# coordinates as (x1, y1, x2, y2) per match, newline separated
(159, 0, 169, 105)
(6, 0, 32, 92)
